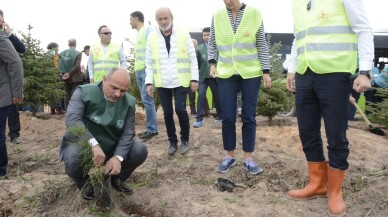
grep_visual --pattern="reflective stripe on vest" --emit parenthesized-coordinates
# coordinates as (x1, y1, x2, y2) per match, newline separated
(91, 43, 120, 82)
(293, 0, 357, 74)
(134, 26, 149, 71)
(148, 29, 191, 87)
(214, 6, 263, 79)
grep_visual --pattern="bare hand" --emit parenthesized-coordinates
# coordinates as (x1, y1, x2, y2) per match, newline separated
(62, 73, 70, 80)
(190, 81, 198, 92)
(104, 157, 121, 175)
(12, 98, 23, 104)
(147, 85, 154, 97)
(286, 73, 296, 92)
(353, 75, 371, 93)
(209, 65, 217, 78)
(92, 145, 106, 166)
(349, 95, 356, 104)
(2, 22, 12, 35)
(262, 74, 272, 88)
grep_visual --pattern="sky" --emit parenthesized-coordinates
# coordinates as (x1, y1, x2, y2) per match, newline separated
(2, 0, 387, 54)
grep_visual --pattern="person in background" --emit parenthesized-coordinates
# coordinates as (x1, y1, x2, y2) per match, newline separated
(88, 25, 127, 83)
(208, 0, 271, 175)
(0, 9, 26, 144)
(59, 68, 148, 200)
(80, 45, 90, 84)
(0, 29, 24, 177)
(58, 38, 83, 111)
(285, 0, 374, 216)
(47, 42, 65, 114)
(193, 27, 222, 128)
(145, 7, 199, 155)
(365, 62, 386, 111)
(130, 10, 159, 140)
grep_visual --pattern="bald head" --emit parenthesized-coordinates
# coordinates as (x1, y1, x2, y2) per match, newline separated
(103, 68, 130, 102)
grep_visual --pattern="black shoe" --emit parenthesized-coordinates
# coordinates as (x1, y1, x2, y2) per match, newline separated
(111, 176, 133, 193)
(139, 131, 158, 140)
(180, 141, 190, 154)
(168, 143, 177, 155)
(81, 186, 95, 200)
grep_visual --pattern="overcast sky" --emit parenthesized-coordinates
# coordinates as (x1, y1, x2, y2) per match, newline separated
(2, 0, 387, 53)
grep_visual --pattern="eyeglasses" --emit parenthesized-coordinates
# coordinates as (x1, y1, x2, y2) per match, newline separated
(99, 32, 112, 36)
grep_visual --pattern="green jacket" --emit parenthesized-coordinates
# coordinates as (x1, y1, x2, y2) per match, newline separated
(196, 43, 211, 82)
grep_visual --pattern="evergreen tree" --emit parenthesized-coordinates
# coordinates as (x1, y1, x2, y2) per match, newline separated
(19, 25, 63, 116)
(368, 88, 388, 127)
(257, 34, 294, 125)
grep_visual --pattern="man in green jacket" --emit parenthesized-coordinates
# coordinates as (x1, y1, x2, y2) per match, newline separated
(59, 68, 148, 200)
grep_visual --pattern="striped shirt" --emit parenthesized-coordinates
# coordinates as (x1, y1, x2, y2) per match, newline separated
(208, 3, 270, 72)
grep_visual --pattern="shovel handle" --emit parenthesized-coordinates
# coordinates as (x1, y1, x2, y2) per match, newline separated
(351, 100, 371, 125)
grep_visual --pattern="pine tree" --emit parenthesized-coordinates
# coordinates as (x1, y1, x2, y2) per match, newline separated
(19, 25, 63, 117)
(257, 34, 294, 125)
(368, 88, 388, 127)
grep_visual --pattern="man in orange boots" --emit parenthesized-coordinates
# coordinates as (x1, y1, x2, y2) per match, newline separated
(285, 0, 374, 216)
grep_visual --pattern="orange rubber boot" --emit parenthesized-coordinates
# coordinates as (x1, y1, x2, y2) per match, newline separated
(327, 166, 346, 217)
(287, 161, 328, 200)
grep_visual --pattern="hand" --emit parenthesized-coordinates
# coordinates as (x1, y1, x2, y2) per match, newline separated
(2, 22, 12, 35)
(209, 64, 217, 78)
(12, 98, 23, 104)
(286, 73, 296, 92)
(353, 75, 371, 93)
(349, 95, 356, 104)
(104, 157, 122, 175)
(147, 85, 154, 97)
(190, 81, 198, 92)
(92, 145, 106, 166)
(262, 74, 272, 88)
(62, 73, 70, 80)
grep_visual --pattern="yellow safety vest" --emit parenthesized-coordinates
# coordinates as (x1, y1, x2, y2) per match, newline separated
(90, 43, 120, 82)
(293, 0, 357, 74)
(214, 6, 262, 79)
(148, 29, 191, 87)
(134, 26, 150, 72)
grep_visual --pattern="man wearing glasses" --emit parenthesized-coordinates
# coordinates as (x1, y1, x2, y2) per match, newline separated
(88, 25, 127, 83)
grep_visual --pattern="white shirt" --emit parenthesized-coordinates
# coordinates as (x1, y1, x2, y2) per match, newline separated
(288, 0, 374, 73)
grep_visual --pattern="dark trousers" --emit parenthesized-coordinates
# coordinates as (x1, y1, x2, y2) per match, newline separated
(295, 69, 350, 170)
(217, 75, 261, 152)
(157, 86, 190, 144)
(188, 91, 209, 115)
(61, 140, 148, 189)
(7, 104, 20, 140)
(64, 82, 83, 111)
(0, 105, 11, 176)
(197, 78, 222, 121)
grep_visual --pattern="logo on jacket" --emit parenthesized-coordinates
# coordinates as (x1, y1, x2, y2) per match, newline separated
(243, 31, 252, 38)
(318, 11, 329, 20)
(116, 120, 124, 129)
(90, 114, 101, 124)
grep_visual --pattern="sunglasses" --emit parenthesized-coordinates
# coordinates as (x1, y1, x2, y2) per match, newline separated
(99, 32, 112, 36)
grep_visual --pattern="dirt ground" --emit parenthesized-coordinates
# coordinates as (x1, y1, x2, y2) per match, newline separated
(0, 108, 387, 217)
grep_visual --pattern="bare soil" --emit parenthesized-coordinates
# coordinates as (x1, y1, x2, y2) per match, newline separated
(0, 108, 387, 217)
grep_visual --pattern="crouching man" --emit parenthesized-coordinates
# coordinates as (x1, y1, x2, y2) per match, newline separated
(59, 67, 148, 200)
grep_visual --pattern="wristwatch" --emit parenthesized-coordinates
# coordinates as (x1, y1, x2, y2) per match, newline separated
(115, 155, 123, 162)
(358, 70, 372, 79)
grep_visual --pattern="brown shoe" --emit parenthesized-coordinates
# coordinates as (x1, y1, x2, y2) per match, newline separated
(287, 161, 328, 200)
(327, 166, 346, 217)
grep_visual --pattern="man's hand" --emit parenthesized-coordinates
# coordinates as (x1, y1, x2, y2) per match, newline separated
(190, 81, 198, 92)
(2, 22, 12, 35)
(349, 95, 356, 104)
(147, 85, 154, 97)
(104, 157, 122, 175)
(209, 64, 217, 78)
(92, 145, 106, 166)
(286, 73, 296, 92)
(262, 74, 272, 88)
(62, 73, 70, 80)
(12, 98, 23, 104)
(353, 75, 371, 93)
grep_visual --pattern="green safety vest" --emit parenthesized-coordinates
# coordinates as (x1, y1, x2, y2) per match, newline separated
(293, 0, 357, 74)
(81, 83, 135, 157)
(214, 6, 262, 79)
(148, 29, 192, 87)
(90, 43, 120, 82)
(134, 26, 150, 72)
(58, 48, 80, 74)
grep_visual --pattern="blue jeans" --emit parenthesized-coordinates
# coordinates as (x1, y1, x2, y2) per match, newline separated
(197, 78, 222, 121)
(0, 105, 11, 176)
(157, 86, 190, 144)
(7, 104, 20, 140)
(135, 69, 158, 133)
(295, 69, 350, 170)
(217, 75, 261, 153)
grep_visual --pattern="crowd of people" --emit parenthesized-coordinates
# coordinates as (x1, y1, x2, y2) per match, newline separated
(0, 0, 385, 216)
